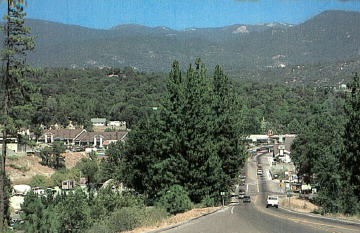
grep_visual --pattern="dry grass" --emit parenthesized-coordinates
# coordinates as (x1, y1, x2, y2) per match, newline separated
(7, 155, 55, 184)
(7, 152, 88, 185)
(279, 196, 318, 213)
(63, 152, 89, 168)
(324, 213, 360, 222)
(124, 207, 219, 233)
(279, 196, 360, 223)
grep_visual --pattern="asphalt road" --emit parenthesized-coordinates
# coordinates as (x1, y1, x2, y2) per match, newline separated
(162, 152, 360, 233)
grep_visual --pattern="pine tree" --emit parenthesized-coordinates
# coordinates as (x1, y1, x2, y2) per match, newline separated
(339, 73, 360, 214)
(122, 60, 245, 204)
(212, 65, 246, 191)
(1, 0, 35, 228)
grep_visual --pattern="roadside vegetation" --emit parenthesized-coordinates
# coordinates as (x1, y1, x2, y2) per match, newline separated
(1, 1, 360, 232)
(291, 73, 360, 215)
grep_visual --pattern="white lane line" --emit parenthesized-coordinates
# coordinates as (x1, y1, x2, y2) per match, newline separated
(246, 184, 249, 193)
(231, 206, 234, 214)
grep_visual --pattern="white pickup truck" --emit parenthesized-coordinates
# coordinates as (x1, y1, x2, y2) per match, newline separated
(266, 195, 279, 208)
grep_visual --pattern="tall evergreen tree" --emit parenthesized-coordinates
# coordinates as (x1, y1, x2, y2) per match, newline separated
(122, 60, 245, 203)
(212, 65, 246, 190)
(339, 73, 360, 214)
(1, 0, 34, 228)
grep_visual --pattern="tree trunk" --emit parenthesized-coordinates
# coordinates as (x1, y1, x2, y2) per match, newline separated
(0, 1, 11, 229)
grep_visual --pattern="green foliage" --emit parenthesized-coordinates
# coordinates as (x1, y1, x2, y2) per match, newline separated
(75, 158, 99, 189)
(290, 73, 360, 215)
(87, 206, 166, 233)
(20, 191, 61, 233)
(157, 185, 192, 215)
(29, 175, 49, 189)
(38, 146, 52, 167)
(55, 189, 91, 233)
(199, 195, 216, 207)
(106, 207, 143, 232)
(121, 60, 246, 204)
(49, 169, 77, 187)
(1, 1, 36, 228)
(8, 164, 29, 172)
(339, 73, 360, 214)
(89, 187, 144, 221)
(99, 142, 125, 183)
(38, 143, 66, 169)
(51, 142, 66, 169)
(20, 67, 165, 128)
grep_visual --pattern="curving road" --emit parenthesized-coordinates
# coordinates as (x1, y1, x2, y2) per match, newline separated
(162, 152, 360, 233)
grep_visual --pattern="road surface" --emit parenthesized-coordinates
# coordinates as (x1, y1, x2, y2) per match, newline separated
(162, 152, 360, 233)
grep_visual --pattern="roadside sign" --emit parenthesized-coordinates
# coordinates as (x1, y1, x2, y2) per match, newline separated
(220, 192, 225, 196)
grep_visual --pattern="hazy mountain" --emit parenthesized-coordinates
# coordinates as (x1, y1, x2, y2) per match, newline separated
(2, 10, 360, 73)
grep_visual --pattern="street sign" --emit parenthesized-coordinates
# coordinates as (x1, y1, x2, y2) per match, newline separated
(220, 192, 225, 196)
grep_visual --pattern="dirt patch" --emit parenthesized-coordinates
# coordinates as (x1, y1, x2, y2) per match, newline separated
(125, 207, 219, 233)
(64, 152, 89, 168)
(279, 196, 318, 213)
(7, 156, 55, 185)
(7, 152, 88, 185)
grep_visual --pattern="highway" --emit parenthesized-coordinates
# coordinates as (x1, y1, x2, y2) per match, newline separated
(162, 152, 360, 233)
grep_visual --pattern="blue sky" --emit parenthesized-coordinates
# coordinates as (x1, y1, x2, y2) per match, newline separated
(1, 0, 360, 30)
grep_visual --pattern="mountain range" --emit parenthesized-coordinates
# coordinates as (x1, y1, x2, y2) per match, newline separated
(2, 10, 360, 74)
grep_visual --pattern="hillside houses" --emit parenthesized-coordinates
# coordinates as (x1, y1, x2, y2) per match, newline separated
(91, 118, 127, 131)
(40, 129, 128, 148)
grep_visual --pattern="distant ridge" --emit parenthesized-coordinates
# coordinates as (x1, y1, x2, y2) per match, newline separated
(1, 10, 360, 73)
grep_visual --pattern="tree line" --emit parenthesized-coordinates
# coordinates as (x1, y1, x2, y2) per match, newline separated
(291, 73, 360, 214)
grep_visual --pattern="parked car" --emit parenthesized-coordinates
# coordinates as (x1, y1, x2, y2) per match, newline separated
(257, 169, 263, 176)
(230, 193, 238, 203)
(239, 175, 246, 181)
(243, 195, 251, 203)
(238, 190, 245, 199)
(266, 195, 279, 208)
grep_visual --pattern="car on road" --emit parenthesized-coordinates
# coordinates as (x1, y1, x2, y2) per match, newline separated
(257, 169, 263, 176)
(238, 190, 245, 199)
(243, 195, 251, 203)
(230, 193, 238, 203)
(266, 195, 279, 208)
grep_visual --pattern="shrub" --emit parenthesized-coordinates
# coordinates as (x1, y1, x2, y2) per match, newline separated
(142, 207, 167, 226)
(107, 207, 144, 232)
(49, 168, 80, 187)
(49, 169, 69, 187)
(7, 155, 20, 161)
(9, 164, 29, 172)
(29, 174, 49, 188)
(157, 185, 192, 215)
(86, 222, 111, 233)
(199, 195, 216, 207)
(87, 206, 167, 233)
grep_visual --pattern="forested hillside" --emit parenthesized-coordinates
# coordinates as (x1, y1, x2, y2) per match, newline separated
(0, 65, 347, 135)
(1, 10, 359, 75)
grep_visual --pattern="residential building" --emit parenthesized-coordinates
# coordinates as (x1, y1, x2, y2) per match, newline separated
(91, 118, 106, 127)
